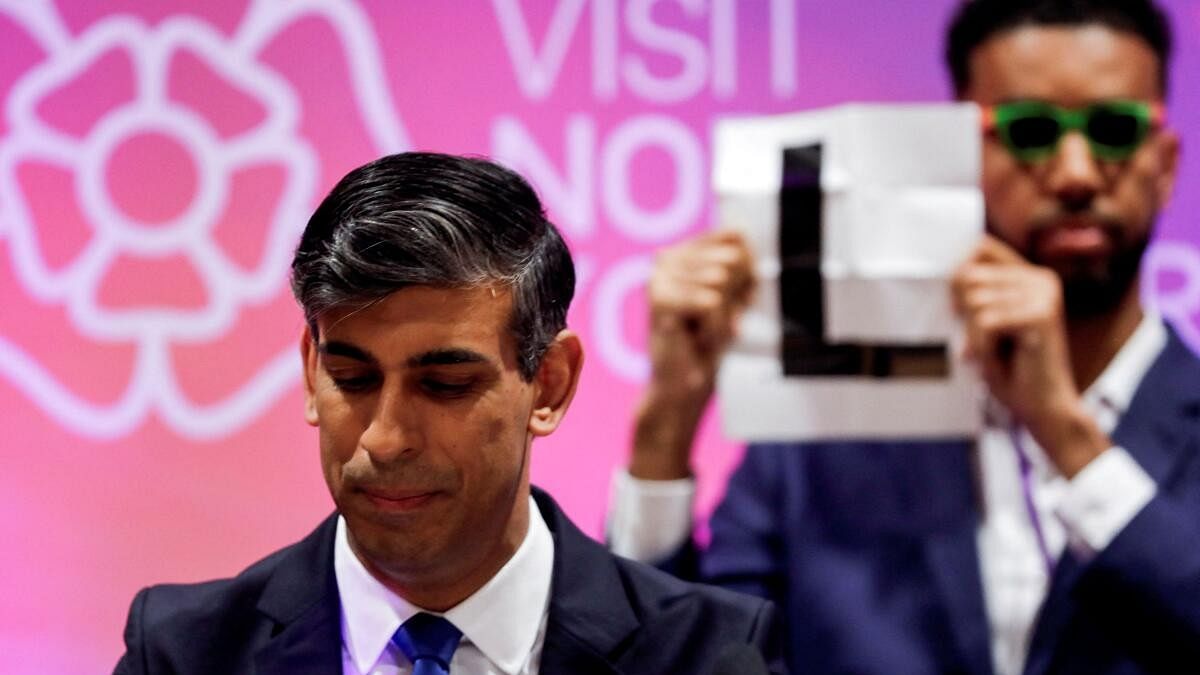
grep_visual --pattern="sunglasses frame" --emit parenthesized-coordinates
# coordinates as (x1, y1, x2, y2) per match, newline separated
(982, 99, 1165, 163)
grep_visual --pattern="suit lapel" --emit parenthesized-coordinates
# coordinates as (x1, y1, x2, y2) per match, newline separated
(533, 488, 636, 675)
(539, 622, 624, 675)
(1021, 552, 1083, 675)
(916, 442, 995, 675)
(252, 602, 344, 675)
(1108, 326, 1200, 487)
(1023, 324, 1200, 675)
(253, 514, 345, 675)
(249, 495, 639, 675)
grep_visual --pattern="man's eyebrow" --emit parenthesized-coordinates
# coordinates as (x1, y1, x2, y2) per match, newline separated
(318, 341, 375, 363)
(408, 348, 491, 368)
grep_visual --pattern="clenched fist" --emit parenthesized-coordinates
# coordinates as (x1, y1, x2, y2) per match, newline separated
(630, 230, 755, 480)
(952, 235, 1110, 477)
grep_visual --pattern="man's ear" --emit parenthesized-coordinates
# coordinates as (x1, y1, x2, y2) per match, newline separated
(300, 326, 320, 427)
(528, 330, 584, 437)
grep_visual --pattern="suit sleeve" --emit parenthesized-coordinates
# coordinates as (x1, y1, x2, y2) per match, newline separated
(644, 443, 789, 601)
(112, 587, 149, 675)
(694, 443, 789, 603)
(1073, 488, 1200, 663)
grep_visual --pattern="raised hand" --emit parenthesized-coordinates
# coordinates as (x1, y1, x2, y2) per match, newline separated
(952, 235, 1109, 476)
(630, 230, 755, 480)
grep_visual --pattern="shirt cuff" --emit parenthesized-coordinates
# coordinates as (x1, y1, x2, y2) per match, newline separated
(1055, 446, 1157, 561)
(606, 469, 696, 563)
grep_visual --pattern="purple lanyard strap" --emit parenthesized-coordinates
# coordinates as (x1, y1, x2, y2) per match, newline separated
(1009, 425, 1057, 577)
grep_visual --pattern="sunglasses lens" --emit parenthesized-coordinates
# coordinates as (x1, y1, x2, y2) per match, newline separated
(1087, 110, 1143, 150)
(1005, 115, 1060, 153)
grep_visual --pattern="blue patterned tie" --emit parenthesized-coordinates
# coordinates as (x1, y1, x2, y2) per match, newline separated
(392, 613, 463, 675)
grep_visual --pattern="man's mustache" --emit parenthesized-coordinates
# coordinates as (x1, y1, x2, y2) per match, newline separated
(340, 458, 458, 494)
(1030, 209, 1125, 234)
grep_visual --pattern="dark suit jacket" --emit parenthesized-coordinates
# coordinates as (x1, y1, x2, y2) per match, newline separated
(115, 487, 783, 674)
(664, 323, 1200, 674)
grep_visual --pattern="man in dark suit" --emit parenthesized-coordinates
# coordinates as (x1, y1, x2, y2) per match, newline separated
(610, 1, 1200, 673)
(115, 153, 781, 674)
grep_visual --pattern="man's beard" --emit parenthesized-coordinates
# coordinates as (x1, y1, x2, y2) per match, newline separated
(1022, 222, 1149, 319)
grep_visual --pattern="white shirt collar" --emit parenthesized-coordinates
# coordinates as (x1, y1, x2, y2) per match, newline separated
(1082, 310, 1166, 418)
(334, 495, 555, 675)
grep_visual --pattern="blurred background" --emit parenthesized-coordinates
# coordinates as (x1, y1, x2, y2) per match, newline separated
(1, 1, 1197, 671)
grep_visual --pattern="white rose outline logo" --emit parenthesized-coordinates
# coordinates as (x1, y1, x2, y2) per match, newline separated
(0, 0, 408, 439)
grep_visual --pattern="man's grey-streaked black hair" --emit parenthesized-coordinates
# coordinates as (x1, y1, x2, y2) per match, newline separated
(290, 152, 575, 380)
(945, 0, 1173, 96)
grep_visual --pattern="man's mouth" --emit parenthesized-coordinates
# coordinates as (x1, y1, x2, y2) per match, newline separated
(358, 488, 441, 512)
(1032, 221, 1114, 259)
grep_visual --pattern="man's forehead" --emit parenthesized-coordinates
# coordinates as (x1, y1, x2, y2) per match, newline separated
(965, 24, 1162, 104)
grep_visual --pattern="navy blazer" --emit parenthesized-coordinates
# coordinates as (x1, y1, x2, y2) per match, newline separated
(666, 324, 1200, 674)
(114, 487, 783, 674)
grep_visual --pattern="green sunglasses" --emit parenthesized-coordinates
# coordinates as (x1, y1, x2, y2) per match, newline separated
(983, 99, 1165, 163)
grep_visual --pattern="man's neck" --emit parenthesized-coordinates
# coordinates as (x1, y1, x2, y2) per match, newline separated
(1065, 282, 1145, 392)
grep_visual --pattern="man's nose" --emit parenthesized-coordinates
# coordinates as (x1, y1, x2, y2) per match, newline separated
(1044, 131, 1103, 212)
(360, 386, 416, 461)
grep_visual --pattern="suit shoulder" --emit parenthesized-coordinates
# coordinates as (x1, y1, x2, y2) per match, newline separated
(604, 554, 782, 671)
(612, 553, 771, 633)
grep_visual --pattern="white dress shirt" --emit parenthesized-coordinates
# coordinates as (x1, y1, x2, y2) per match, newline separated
(609, 313, 1166, 675)
(336, 496, 554, 675)
(975, 313, 1162, 675)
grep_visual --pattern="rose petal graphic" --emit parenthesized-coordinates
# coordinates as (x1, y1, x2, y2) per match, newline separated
(34, 45, 136, 139)
(55, 1, 250, 37)
(170, 286, 301, 407)
(95, 252, 209, 312)
(166, 46, 268, 141)
(0, 13, 47, 139)
(0, 243, 137, 404)
(258, 16, 377, 187)
(15, 161, 93, 273)
(209, 163, 285, 274)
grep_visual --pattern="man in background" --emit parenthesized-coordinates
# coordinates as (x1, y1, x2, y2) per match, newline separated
(610, 1, 1200, 673)
(115, 152, 781, 674)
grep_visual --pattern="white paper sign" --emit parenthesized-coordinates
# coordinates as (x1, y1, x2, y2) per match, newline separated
(713, 103, 985, 441)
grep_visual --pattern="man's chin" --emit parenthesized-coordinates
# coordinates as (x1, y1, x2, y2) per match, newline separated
(349, 521, 455, 584)
(1061, 278, 1128, 318)
(1043, 248, 1145, 320)
(1058, 262, 1142, 318)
